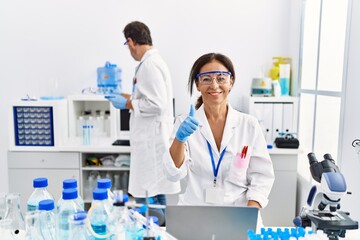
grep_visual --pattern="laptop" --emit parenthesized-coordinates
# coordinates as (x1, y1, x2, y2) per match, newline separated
(166, 205, 258, 240)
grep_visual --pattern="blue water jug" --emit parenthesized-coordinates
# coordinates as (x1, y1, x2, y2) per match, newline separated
(97, 61, 122, 95)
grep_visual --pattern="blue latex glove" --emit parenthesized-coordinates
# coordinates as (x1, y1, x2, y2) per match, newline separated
(105, 94, 127, 109)
(175, 105, 199, 142)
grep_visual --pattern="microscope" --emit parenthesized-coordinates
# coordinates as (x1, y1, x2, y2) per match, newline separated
(294, 152, 358, 239)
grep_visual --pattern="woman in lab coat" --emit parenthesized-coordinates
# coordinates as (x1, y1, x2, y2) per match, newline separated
(163, 53, 275, 209)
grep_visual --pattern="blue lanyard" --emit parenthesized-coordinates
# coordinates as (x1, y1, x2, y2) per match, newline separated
(206, 141, 227, 186)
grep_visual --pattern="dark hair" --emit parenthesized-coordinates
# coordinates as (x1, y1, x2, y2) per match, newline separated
(123, 21, 153, 46)
(188, 53, 236, 109)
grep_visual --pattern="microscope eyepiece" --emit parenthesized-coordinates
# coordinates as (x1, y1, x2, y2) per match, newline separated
(308, 152, 318, 165)
(324, 153, 335, 163)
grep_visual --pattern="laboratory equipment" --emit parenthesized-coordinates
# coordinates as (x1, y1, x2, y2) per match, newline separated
(87, 188, 112, 239)
(279, 63, 291, 96)
(25, 210, 44, 240)
(247, 227, 328, 240)
(38, 199, 56, 240)
(352, 139, 360, 161)
(0, 193, 6, 220)
(4, 193, 25, 233)
(57, 188, 84, 240)
(57, 179, 84, 211)
(97, 61, 122, 95)
(293, 152, 358, 239)
(69, 211, 90, 240)
(27, 177, 54, 212)
(251, 77, 272, 96)
(9, 99, 68, 149)
(272, 79, 281, 97)
(97, 178, 115, 210)
(0, 219, 17, 239)
(107, 191, 129, 239)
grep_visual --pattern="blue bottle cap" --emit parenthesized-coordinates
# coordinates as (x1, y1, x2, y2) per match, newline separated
(33, 178, 48, 188)
(73, 211, 87, 221)
(97, 178, 112, 189)
(38, 199, 54, 211)
(93, 188, 108, 200)
(123, 193, 129, 202)
(63, 179, 77, 189)
(148, 216, 159, 225)
(62, 188, 78, 200)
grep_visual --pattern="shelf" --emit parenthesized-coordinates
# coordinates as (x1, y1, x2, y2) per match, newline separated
(82, 166, 130, 171)
(250, 96, 298, 103)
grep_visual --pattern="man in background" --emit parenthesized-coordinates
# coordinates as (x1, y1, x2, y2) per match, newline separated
(107, 21, 180, 219)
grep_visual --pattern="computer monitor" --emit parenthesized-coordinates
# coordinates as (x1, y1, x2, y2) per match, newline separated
(115, 98, 175, 140)
(116, 109, 130, 140)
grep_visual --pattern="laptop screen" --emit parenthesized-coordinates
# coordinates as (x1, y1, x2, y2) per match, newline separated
(166, 205, 258, 240)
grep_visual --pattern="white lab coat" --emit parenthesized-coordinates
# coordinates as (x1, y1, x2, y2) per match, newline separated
(163, 104, 275, 208)
(129, 48, 181, 197)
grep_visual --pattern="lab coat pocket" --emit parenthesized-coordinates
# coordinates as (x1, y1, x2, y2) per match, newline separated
(234, 152, 250, 169)
(226, 151, 250, 186)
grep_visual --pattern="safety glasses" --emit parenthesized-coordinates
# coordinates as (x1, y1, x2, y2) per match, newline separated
(196, 71, 232, 85)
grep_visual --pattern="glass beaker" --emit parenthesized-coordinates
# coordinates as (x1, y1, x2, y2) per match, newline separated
(0, 219, 15, 239)
(0, 193, 7, 220)
(4, 193, 25, 233)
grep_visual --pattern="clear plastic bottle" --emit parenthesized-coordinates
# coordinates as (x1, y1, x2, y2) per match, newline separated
(25, 210, 44, 240)
(85, 174, 96, 201)
(27, 177, 54, 212)
(57, 188, 84, 240)
(97, 178, 114, 207)
(108, 192, 129, 240)
(69, 211, 89, 240)
(4, 193, 25, 234)
(88, 188, 112, 239)
(77, 116, 85, 137)
(38, 199, 56, 240)
(57, 179, 85, 211)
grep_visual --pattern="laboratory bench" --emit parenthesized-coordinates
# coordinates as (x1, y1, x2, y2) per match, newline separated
(7, 145, 299, 227)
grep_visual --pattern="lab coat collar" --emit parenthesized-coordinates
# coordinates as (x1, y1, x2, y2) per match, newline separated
(197, 104, 236, 156)
(140, 48, 158, 63)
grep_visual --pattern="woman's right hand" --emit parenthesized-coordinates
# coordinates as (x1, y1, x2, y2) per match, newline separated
(175, 105, 199, 142)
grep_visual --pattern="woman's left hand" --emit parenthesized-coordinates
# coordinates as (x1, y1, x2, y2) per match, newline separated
(247, 200, 261, 208)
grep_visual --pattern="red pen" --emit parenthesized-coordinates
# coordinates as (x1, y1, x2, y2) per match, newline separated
(241, 145, 248, 158)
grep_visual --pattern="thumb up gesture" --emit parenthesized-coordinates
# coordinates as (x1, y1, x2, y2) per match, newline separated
(175, 105, 199, 142)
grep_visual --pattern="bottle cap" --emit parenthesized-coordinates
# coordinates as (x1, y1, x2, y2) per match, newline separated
(148, 216, 159, 225)
(97, 178, 112, 189)
(73, 211, 87, 221)
(63, 179, 77, 189)
(39, 199, 54, 211)
(62, 188, 78, 200)
(113, 193, 129, 206)
(33, 177, 48, 188)
(93, 188, 108, 200)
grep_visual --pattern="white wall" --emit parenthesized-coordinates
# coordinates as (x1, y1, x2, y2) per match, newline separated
(0, 0, 301, 192)
(339, 0, 360, 223)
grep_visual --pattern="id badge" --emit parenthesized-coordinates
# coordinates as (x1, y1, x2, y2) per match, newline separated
(205, 186, 225, 204)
